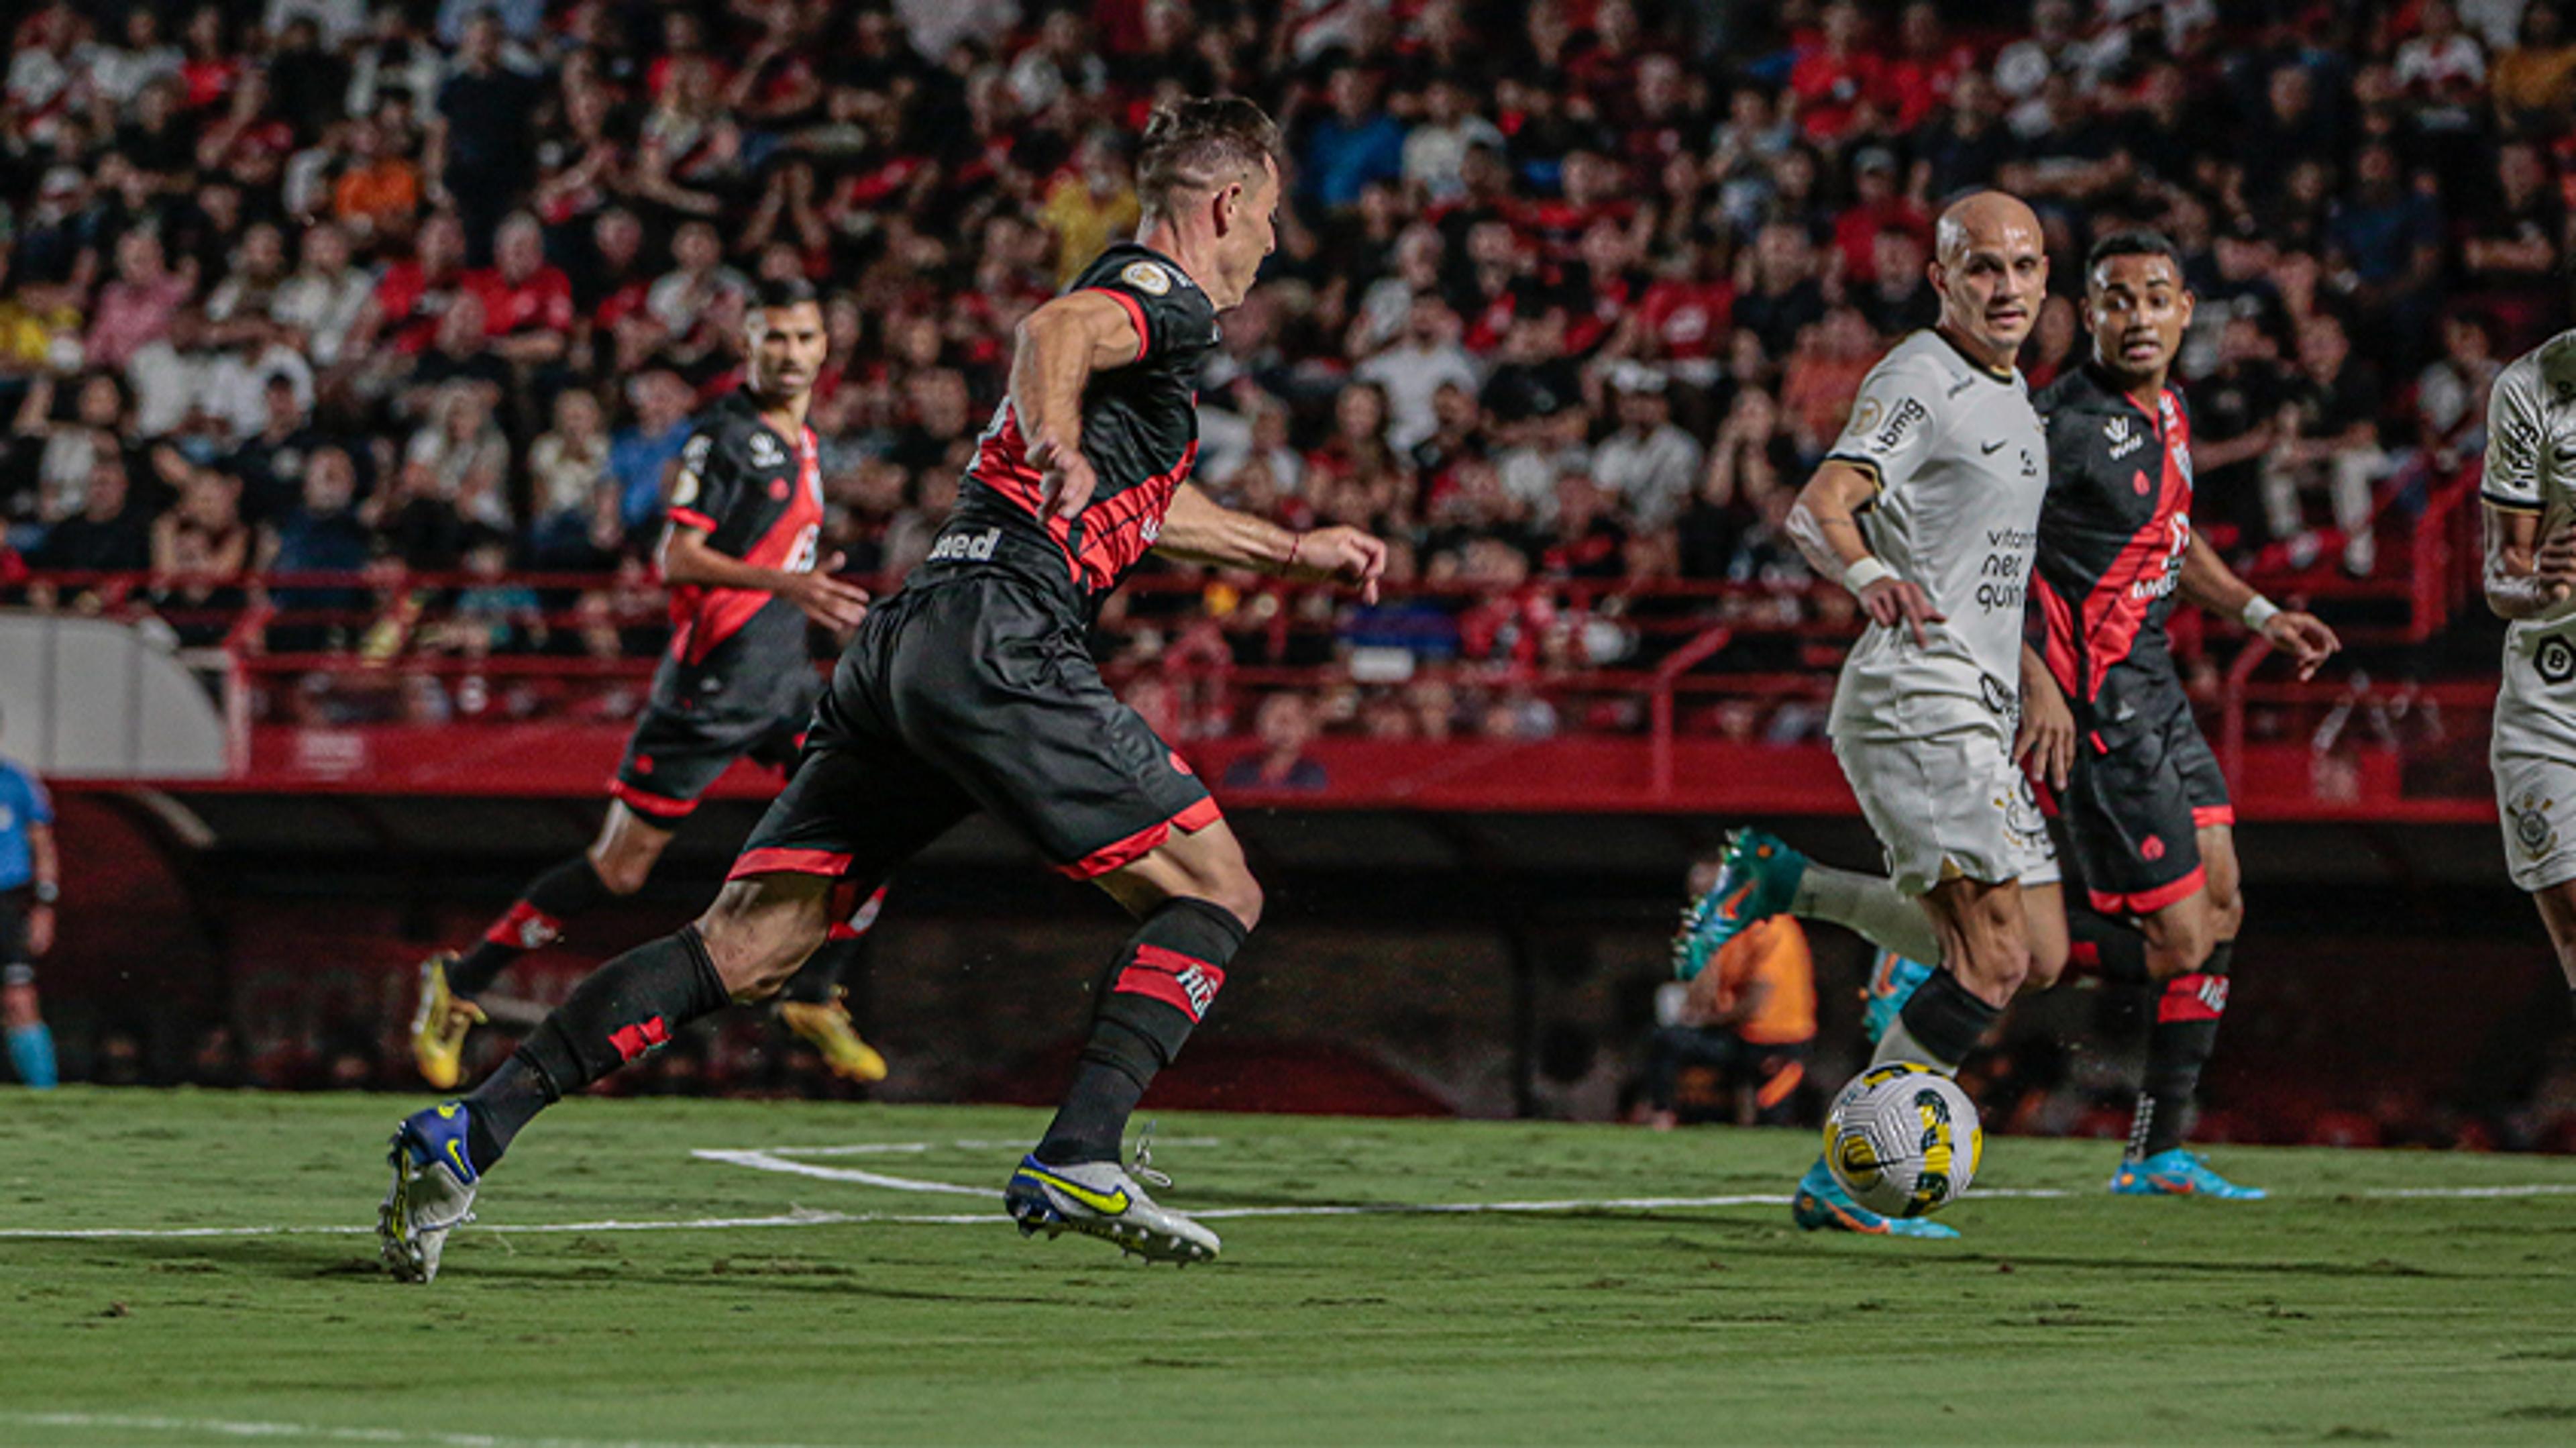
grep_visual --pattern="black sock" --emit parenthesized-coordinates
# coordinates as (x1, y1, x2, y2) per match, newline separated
(449, 856, 616, 997)
(2129, 940, 2233, 1161)
(2067, 907, 2153, 986)
(462, 925, 731, 1168)
(1036, 898, 1248, 1166)
(1884, 966, 2004, 1072)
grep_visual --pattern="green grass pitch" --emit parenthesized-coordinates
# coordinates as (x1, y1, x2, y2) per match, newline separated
(7, 1090, 2576, 1445)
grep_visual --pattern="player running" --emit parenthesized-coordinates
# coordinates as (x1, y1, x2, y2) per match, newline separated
(2481, 329, 2576, 1021)
(0, 711, 59, 1090)
(405, 278, 891, 1092)
(380, 98, 1386, 1280)
(1688, 230, 2339, 1206)
(1771, 191, 2065, 1240)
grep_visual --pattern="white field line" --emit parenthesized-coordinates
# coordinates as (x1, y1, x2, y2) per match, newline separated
(6, 1137, 2576, 1243)
(0, 1411, 837, 1448)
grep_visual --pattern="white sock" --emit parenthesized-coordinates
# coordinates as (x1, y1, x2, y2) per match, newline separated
(1795, 863, 1944, 964)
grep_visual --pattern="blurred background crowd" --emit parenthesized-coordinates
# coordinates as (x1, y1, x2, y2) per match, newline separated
(0, 0, 2558, 735)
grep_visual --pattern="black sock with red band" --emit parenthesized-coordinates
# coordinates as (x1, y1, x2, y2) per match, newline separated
(1036, 897, 1248, 1166)
(2129, 940, 2234, 1162)
(449, 856, 616, 997)
(463, 925, 731, 1170)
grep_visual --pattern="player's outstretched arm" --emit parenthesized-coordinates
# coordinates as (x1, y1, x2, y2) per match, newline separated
(658, 527, 870, 631)
(2179, 533, 2339, 680)
(1155, 483, 1387, 602)
(1012, 291, 1148, 521)
(2483, 504, 2576, 621)
(1787, 460, 1943, 647)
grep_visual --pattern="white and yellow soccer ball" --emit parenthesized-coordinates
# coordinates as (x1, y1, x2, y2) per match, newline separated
(1823, 1064, 1983, 1217)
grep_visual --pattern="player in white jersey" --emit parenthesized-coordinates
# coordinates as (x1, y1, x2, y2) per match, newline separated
(1777, 192, 2071, 1238)
(2481, 329, 2576, 1014)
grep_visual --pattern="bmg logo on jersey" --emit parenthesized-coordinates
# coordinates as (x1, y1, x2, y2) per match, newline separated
(926, 527, 1002, 564)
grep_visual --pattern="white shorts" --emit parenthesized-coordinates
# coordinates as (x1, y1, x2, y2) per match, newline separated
(2493, 751, 2576, 892)
(1835, 723, 2056, 898)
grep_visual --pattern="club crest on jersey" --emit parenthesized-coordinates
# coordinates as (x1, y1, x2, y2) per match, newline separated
(2539, 637, 2576, 685)
(1120, 260, 1173, 295)
(1998, 779, 2047, 847)
(2105, 416, 2145, 460)
(2512, 790, 2560, 858)
(748, 431, 787, 468)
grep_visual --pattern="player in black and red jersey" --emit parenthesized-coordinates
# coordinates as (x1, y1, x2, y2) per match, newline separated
(407, 278, 892, 1093)
(381, 99, 1387, 1280)
(2031, 230, 2339, 1196)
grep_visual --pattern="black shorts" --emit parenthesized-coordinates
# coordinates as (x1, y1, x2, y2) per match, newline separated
(729, 574, 1218, 892)
(612, 686, 816, 825)
(2059, 683, 2233, 917)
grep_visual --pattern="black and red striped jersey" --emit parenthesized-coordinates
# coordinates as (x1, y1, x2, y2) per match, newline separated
(2029, 363, 2196, 706)
(657, 389, 824, 719)
(917, 242, 1220, 622)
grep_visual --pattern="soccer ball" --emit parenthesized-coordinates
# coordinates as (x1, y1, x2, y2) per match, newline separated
(1823, 1064, 1983, 1217)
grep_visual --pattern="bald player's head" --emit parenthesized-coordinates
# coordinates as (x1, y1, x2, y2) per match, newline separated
(1929, 191, 2048, 368)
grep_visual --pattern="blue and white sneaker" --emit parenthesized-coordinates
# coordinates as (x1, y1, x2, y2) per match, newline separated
(2109, 1149, 2267, 1200)
(380, 1102, 481, 1282)
(1863, 949, 1936, 1045)
(1790, 1157, 1961, 1239)
(1004, 1137, 1220, 1265)
(1674, 829, 1810, 981)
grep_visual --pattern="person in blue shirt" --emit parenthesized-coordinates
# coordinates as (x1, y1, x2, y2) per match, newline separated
(1301, 64, 1407, 211)
(0, 715, 60, 1090)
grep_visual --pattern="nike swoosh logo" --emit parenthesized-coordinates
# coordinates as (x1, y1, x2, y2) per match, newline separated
(1020, 1167, 1130, 1215)
(435, 1104, 460, 1120)
(1980, 439, 2008, 454)
(444, 1139, 470, 1178)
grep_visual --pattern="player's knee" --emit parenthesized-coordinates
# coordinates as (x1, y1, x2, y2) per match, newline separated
(2023, 934, 2067, 992)
(2, 982, 38, 1029)
(588, 847, 653, 897)
(698, 882, 828, 1000)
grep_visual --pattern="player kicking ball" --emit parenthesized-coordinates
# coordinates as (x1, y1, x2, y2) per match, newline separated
(1763, 191, 2069, 1239)
(379, 99, 1386, 1280)
(2480, 329, 2576, 1024)
(1686, 230, 2339, 1217)
(406, 278, 890, 1093)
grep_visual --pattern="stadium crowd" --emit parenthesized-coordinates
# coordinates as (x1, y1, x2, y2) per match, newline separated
(0, 0, 2561, 740)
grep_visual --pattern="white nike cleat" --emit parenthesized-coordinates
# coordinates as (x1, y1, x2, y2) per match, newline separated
(1002, 1138, 1220, 1265)
(379, 1102, 481, 1283)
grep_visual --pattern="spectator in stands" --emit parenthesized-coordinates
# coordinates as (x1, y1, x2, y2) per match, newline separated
(272, 223, 374, 371)
(427, 11, 544, 262)
(1220, 694, 1329, 792)
(1404, 73, 1503, 205)
(405, 380, 511, 533)
(526, 389, 615, 567)
(1038, 132, 1142, 289)
(2493, 3, 2576, 134)
(329, 115, 421, 246)
(30, 452, 150, 581)
(83, 230, 191, 374)
(227, 376, 327, 524)
(1357, 296, 1479, 456)
(1591, 366, 1701, 533)
(608, 368, 694, 533)
(2267, 313, 2388, 576)
(11, 372, 130, 531)
(2460, 139, 2565, 296)
(258, 444, 371, 652)
(1304, 62, 1407, 212)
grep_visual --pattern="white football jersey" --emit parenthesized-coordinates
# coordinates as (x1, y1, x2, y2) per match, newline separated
(1823, 329, 2049, 741)
(2484, 329, 2576, 757)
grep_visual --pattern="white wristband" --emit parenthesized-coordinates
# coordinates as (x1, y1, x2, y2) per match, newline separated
(2240, 596, 2282, 632)
(1841, 556, 1894, 594)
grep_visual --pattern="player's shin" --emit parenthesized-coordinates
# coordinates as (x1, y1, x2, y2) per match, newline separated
(1034, 897, 1246, 1166)
(2129, 940, 2233, 1161)
(1872, 968, 2003, 1076)
(1797, 864, 1945, 964)
(447, 856, 616, 997)
(460, 924, 731, 1169)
